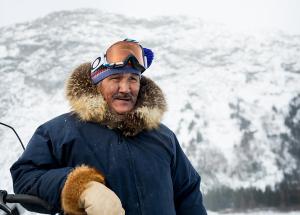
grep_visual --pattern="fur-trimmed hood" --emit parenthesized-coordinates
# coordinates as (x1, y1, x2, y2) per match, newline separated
(65, 63, 167, 136)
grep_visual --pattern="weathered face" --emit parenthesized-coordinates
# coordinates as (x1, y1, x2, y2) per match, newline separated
(97, 73, 140, 114)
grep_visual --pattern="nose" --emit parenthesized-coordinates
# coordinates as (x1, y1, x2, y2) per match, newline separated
(118, 79, 130, 93)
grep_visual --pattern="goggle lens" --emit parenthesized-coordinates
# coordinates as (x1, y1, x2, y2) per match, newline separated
(105, 40, 145, 70)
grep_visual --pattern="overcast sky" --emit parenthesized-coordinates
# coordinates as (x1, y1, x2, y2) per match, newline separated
(1, 0, 300, 34)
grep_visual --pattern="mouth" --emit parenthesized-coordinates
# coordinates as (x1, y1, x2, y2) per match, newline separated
(116, 98, 131, 101)
(114, 97, 132, 101)
(114, 98, 132, 103)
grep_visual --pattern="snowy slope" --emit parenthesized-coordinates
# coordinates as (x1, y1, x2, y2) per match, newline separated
(1, 9, 300, 204)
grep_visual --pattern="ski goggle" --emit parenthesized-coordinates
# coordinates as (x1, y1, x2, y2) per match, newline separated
(91, 39, 148, 75)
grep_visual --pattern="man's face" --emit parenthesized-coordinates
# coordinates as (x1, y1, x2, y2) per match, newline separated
(97, 73, 140, 114)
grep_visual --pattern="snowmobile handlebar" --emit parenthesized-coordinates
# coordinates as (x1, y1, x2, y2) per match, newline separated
(0, 124, 55, 214)
(0, 190, 55, 214)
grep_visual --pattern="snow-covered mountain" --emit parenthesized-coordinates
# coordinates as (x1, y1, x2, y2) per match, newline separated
(1, 8, 300, 211)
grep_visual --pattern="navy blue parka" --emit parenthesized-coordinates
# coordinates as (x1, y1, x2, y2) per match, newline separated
(10, 63, 207, 215)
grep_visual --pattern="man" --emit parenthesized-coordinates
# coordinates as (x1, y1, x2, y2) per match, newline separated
(10, 39, 207, 215)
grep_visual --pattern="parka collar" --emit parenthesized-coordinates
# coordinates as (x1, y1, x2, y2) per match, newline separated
(65, 63, 167, 136)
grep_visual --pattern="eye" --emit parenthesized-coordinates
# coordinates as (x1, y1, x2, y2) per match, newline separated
(109, 75, 121, 80)
(129, 76, 139, 82)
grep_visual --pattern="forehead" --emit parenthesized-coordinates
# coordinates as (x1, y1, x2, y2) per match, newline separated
(108, 73, 140, 78)
(97, 73, 141, 88)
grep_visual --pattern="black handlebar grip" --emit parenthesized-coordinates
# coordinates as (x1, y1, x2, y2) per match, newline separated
(5, 194, 56, 214)
(0, 190, 12, 214)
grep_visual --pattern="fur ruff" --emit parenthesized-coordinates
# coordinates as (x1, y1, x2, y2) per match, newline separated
(61, 165, 105, 215)
(65, 63, 167, 136)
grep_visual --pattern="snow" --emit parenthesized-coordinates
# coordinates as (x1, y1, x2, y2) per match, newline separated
(0, 45, 7, 58)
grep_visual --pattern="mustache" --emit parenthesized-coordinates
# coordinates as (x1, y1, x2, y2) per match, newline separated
(113, 93, 134, 100)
